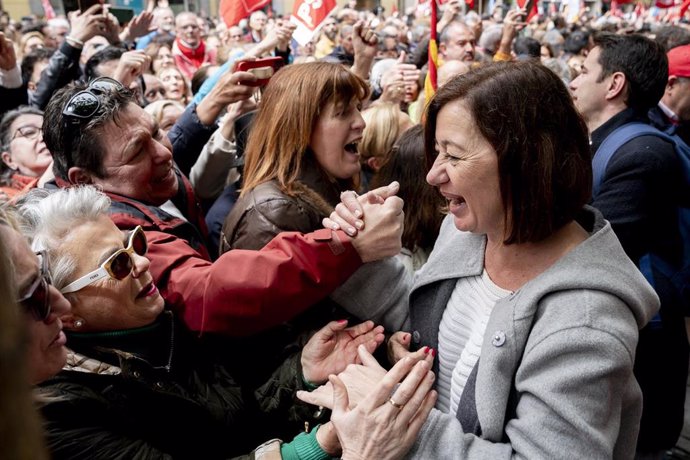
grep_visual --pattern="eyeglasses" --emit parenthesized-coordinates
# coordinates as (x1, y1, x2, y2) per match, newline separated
(19, 251, 53, 321)
(62, 77, 125, 123)
(11, 125, 42, 141)
(60, 226, 148, 294)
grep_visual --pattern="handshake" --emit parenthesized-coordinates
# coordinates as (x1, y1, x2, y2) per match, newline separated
(325, 182, 405, 263)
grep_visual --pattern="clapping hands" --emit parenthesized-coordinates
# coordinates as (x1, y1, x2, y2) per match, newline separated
(301, 320, 385, 385)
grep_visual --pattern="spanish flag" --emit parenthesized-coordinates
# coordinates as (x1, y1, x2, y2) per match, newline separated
(425, 0, 439, 102)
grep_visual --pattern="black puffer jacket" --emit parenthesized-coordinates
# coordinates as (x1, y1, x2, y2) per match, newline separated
(39, 311, 293, 459)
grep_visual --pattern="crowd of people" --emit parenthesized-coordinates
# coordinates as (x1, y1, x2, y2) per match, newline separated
(0, 0, 689, 458)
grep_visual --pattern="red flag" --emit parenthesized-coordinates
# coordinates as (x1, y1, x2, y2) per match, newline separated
(655, 0, 675, 7)
(425, 0, 439, 101)
(220, 0, 271, 27)
(516, 0, 538, 22)
(290, 0, 337, 46)
(42, 0, 56, 19)
(681, 0, 690, 17)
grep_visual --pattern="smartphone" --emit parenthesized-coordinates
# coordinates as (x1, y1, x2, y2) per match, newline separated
(236, 57, 284, 86)
(110, 7, 135, 25)
(77, 0, 103, 12)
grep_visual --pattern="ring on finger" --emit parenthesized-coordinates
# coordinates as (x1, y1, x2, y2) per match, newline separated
(388, 398, 404, 409)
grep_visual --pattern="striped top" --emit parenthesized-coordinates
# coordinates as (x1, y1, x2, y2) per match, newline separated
(436, 270, 512, 415)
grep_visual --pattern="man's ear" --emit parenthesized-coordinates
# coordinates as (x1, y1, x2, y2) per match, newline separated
(1, 151, 16, 170)
(606, 71, 627, 101)
(27, 81, 37, 91)
(67, 167, 94, 185)
(439, 42, 447, 58)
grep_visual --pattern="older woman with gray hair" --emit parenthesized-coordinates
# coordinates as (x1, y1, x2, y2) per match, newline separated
(0, 106, 51, 200)
(16, 185, 433, 460)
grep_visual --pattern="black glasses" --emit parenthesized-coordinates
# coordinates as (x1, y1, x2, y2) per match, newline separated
(18, 251, 52, 321)
(62, 77, 125, 123)
(11, 125, 42, 141)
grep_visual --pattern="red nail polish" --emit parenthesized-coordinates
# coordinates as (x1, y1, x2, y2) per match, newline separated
(424, 346, 429, 354)
(431, 348, 436, 357)
(338, 319, 347, 324)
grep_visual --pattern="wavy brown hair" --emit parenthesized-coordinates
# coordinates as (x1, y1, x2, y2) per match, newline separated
(372, 125, 444, 251)
(241, 62, 370, 196)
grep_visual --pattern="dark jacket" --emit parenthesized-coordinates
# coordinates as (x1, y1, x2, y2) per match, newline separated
(39, 311, 261, 459)
(590, 107, 689, 453)
(29, 41, 83, 110)
(323, 46, 354, 67)
(220, 152, 342, 252)
(648, 104, 690, 148)
(167, 103, 218, 178)
(0, 84, 28, 116)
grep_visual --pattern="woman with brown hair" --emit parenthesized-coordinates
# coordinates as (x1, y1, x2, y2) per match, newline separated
(220, 61, 369, 252)
(143, 41, 175, 74)
(371, 124, 444, 272)
(308, 61, 660, 458)
(219, 61, 373, 438)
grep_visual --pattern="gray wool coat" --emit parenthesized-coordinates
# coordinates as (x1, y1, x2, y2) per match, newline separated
(337, 206, 659, 459)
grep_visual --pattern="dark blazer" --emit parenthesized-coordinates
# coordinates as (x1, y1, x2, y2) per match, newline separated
(590, 107, 689, 453)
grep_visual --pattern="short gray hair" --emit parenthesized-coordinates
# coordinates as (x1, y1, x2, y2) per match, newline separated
(16, 186, 111, 290)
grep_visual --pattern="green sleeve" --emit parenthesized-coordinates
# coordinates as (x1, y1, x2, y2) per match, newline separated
(280, 425, 330, 460)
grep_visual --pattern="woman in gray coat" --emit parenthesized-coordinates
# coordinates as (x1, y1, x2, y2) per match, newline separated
(301, 61, 659, 459)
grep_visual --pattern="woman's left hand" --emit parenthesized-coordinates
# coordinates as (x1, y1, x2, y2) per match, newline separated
(301, 320, 385, 385)
(330, 356, 437, 460)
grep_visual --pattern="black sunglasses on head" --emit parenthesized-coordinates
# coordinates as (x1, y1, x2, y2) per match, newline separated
(62, 77, 125, 123)
(18, 250, 53, 321)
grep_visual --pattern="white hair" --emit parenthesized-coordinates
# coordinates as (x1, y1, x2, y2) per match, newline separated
(16, 186, 111, 290)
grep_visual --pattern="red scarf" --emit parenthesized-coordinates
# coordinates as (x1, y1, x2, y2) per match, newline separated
(175, 38, 206, 69)
(0, 172, 39, 201)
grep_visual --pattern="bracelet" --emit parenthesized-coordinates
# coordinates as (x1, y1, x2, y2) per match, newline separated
(302, 374, 320, 391)
(65, 36, 84, 47)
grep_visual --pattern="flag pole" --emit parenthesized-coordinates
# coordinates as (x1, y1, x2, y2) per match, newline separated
(425, 0, 439, 102)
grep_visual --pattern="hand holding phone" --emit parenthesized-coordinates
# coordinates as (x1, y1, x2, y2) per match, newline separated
(235, 57, 284, 87)
(78, 0, 103, 12)
(68, 3, 108, 44)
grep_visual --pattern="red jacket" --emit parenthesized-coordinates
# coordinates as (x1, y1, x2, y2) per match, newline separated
(106, 174, 362, 337)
